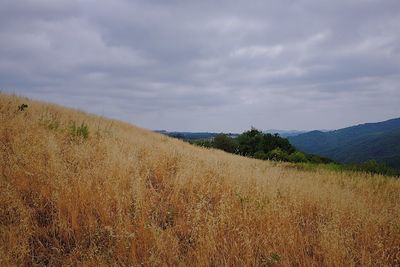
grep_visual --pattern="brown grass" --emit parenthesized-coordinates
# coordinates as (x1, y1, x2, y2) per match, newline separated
(1, 93, 399, 266)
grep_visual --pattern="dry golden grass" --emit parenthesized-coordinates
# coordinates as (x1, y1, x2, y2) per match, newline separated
(0, 93, 399, 266)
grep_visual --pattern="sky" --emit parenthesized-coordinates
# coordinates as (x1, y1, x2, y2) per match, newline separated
(1, 0, 400, 132)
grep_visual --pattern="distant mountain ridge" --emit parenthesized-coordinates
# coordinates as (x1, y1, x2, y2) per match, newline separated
(155, 129, 307, 139)
(288, 118, 400, 169)
(263, 129, 307, 137)
(154, 130, 239, 140)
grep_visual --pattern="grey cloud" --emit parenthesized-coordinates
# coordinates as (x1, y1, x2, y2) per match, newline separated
(1, 0, 400, 132)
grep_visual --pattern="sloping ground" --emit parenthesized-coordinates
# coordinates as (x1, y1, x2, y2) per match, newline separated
(1, 94, 399, 266)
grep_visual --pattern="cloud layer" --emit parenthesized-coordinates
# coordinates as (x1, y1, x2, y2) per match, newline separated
(1, 0, 400, 131)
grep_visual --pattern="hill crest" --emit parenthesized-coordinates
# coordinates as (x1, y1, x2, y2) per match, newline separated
(1, 93, 399, 266)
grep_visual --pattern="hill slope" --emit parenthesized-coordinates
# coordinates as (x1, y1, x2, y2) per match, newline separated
(288, 118, 400, 169)
(1, 94, 400, 266)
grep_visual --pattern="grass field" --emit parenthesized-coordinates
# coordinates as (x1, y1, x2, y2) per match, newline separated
(1, 93, 399, 266)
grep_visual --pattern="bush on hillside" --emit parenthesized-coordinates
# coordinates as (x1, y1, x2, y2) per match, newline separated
(267, 148, 289, 161)
(254, 151, 268, 160)
(213, 133, 238, 153)
(69, 121, 89, 139)
(288, 151, 308, 163)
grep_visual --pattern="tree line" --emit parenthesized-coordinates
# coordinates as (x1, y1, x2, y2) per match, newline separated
(187, 128, 399, 177)
(190, 128, 332, 164)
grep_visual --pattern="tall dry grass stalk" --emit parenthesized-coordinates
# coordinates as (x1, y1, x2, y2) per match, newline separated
(0, 93, 399, 266)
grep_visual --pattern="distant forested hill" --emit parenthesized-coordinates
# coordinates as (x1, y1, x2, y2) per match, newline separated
(154, 130, 239, 140)
(288, 118, 400, 169)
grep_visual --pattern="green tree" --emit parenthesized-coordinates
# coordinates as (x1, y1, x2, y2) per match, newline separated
(254, 151, 268, 160)
(236, 128, 296, 157)
(213, 134, 238, 153)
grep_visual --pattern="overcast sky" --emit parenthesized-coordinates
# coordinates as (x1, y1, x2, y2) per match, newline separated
(1, 0, 400, 132)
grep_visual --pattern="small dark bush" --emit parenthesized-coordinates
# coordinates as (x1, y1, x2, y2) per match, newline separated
(18, 103, 28, 111)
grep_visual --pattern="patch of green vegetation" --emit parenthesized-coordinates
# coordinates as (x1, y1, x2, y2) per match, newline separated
(69, 121, 89, 139)
(287, 161, 399, 177)
(189, 128, 332, 165)
(187, 128, 399, 178)
(344, 160, 399, 177)
(287, 151, 307, 163)
(269, 252, 281, 263)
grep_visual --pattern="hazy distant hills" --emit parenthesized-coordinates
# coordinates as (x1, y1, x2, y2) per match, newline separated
(263, 130, 308, 137)
(155, 129, 306, 139)
(288, 118, 400, 169)
(154, 130, 239, 140)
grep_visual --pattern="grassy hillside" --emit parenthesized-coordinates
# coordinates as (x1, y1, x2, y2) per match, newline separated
(288, 118, 400, 169)
(1, 94, 400, 266)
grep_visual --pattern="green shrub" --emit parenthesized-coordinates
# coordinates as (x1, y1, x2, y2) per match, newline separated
(213, 133, 238, 153)
(267, 148, 289, 161)
(254, 151, 267, 160)
(69, 121, 89, 139)
(288, 151, 308, 163)
(269, 252, 281, 263)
